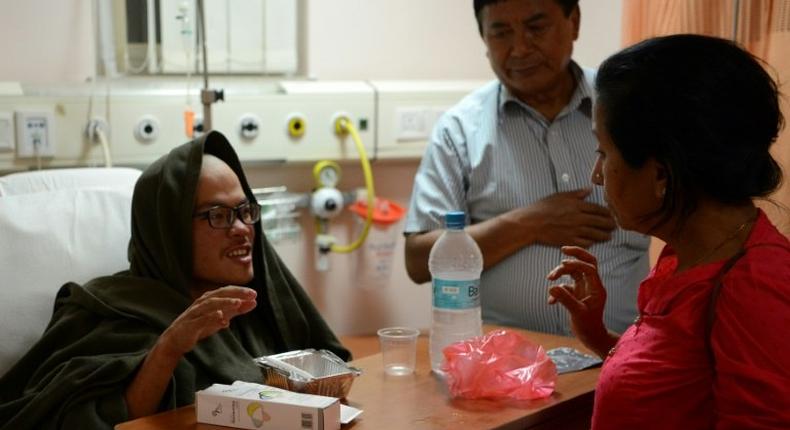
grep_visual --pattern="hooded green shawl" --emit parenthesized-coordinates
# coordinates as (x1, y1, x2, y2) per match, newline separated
(0, 132, 349, 429)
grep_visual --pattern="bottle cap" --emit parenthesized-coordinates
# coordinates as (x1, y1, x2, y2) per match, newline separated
(445, 211, 465, 229)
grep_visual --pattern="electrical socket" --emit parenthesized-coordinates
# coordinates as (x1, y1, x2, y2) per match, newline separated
(0, 112, 14, 152)
(395, 107, 445, 142)
(15, 110, 55, 158)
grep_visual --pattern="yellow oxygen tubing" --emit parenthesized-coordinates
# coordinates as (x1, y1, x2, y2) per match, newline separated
(331, 117, 375, 253)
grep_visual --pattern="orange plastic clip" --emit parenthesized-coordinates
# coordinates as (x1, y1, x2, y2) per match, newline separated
(184, 108, 195, 138)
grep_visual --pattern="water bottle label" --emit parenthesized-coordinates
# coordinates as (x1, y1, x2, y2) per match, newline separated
(432, 278, 480, 310)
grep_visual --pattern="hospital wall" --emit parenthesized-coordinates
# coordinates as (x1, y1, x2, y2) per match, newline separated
(0, 0, 624, 335)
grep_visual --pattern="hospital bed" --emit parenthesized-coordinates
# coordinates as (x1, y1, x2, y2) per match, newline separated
(0, 167, 140, 375)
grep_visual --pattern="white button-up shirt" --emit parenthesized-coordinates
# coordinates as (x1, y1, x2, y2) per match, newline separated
(405, 63, 650, 334)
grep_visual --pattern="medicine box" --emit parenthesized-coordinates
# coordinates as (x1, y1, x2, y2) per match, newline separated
(196, 381, 340, 430)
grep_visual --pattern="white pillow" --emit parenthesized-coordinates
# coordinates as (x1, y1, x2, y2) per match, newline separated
(0, 167, 141, 196)
(0, 187, 134, 375)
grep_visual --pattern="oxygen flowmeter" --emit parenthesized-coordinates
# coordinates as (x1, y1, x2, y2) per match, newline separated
(311, 161, 344, 219)
(311, 117, 375, 271)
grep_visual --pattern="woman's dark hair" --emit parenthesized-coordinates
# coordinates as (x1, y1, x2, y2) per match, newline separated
(473, 0, 579, 35)
(595, 34, 784, 227)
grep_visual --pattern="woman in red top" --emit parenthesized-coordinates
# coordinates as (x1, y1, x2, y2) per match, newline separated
(547, 34, 790, 429)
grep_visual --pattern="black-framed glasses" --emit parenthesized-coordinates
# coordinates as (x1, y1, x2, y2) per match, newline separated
(193, 201, 261, 229)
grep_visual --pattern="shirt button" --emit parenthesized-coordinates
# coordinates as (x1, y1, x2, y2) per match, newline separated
(634, 315, 641, 324)
(561, 173, 570, 183)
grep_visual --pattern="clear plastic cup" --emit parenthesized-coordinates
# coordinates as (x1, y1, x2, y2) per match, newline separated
(377, 327, 420, 376)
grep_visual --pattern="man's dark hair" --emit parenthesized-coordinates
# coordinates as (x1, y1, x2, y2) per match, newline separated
(473, 0, 579, 36)
(595, 34, 784, 228)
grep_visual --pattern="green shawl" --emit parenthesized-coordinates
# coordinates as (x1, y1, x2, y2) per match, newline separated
(0, 132, 349, 429)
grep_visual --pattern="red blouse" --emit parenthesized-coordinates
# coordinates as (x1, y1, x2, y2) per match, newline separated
(592, 210, 790, 429)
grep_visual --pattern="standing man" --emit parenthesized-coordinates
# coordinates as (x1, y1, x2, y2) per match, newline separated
(404, 0, 649, 334)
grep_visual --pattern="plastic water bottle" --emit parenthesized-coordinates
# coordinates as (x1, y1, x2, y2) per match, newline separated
(428, 211, 483, 375)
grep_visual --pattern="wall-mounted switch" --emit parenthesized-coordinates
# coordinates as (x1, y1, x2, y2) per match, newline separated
(395, 107, 445, 142)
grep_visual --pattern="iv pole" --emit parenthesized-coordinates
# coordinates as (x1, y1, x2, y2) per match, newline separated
(196, 0, 224, 132)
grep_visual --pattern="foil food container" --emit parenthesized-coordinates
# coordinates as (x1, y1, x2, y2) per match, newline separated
(254, 349, 362, 398)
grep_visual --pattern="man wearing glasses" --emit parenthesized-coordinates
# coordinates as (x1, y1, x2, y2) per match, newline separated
(191, 183, 262, 299)
(0, 132, 348, 428)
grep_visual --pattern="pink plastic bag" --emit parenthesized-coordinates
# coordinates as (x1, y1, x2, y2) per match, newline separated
(441, 329, 557, 400)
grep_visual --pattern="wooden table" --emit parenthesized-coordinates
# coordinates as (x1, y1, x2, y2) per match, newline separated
(116, 327, 599, 430)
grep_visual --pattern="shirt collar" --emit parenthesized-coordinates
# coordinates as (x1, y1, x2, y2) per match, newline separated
(497, 61, 593, 120)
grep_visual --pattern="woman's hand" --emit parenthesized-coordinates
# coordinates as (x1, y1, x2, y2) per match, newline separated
(547, 246, 617, 358)
(158, 286, 257, 359)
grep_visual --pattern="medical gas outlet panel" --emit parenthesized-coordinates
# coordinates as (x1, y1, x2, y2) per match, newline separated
(0, 80, 483, 172)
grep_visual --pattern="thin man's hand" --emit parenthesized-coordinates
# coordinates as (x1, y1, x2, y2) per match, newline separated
(126, 285, 257, 419)
(160, 285, 257, 357)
